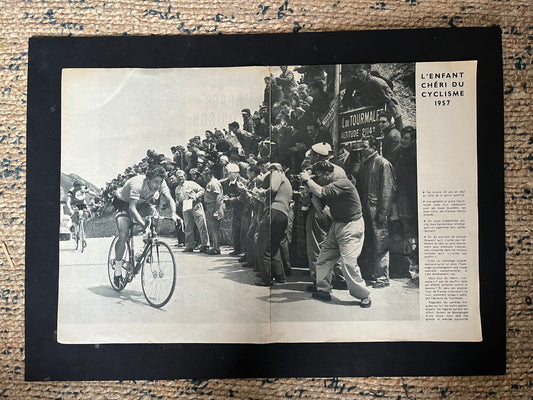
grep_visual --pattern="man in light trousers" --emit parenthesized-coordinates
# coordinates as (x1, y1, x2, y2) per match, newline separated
(300, 160, 371, 308)
(174, 170, 209, 253)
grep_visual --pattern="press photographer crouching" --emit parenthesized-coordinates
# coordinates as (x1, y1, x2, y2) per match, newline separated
(299, 160, 371, 308)
(303, 142, 348, 292)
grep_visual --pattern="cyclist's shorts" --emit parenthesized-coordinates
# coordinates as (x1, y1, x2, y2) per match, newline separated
(73, 203, 88, 211)
(112, 197, 130, 218)
(112, 197, 156, 219)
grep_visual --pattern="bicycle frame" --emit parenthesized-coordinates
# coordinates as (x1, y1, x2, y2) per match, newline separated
(108, 214, 177, 307)
(126, 216, 159, 277)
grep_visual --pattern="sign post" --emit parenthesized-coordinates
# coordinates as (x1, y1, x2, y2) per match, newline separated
(339, 105, 385, 147)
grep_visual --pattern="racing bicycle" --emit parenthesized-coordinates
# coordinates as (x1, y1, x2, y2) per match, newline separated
(73, 207, 88, 252)
(107, 215, 177, 308)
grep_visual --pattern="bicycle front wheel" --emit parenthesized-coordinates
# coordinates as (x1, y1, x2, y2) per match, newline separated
(141, 241, 176, 308)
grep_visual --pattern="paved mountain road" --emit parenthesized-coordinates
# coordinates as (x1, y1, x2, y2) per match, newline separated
(58, 236, 419, 343)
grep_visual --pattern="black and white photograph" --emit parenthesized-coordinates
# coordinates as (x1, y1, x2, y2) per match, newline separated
(58, 58, 483, 345)
(58, 63, 423, 343)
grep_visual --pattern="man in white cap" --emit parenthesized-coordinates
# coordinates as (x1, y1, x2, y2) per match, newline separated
(221, 163, 248, 256)
(310, 142, 332, 159)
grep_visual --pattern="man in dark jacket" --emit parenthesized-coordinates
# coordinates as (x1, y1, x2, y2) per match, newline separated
(352, 140, 396, 288)
(308, 80, 331, 117)
(264, 75, 282, 108)
(378, 111, 401, 164)
(343, 64, 403, 130)
(276, 66, 297, 100)
(229, 121, 257, 156)
(254, 163, 293, 286)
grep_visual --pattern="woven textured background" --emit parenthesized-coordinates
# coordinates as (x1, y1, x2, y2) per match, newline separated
(0, 0, 531, 398)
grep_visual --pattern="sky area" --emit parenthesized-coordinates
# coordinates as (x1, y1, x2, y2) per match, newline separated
(62, 67, 269, 187)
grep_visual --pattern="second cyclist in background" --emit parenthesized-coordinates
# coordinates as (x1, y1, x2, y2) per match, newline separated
(67, 180, 95, 246)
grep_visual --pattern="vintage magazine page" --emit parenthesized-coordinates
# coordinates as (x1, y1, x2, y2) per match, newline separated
(57, 60, 481, 344)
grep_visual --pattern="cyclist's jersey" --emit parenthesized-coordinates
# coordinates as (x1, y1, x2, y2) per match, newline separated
(115, 175, 170, 206)
(68, 186, 89, 208)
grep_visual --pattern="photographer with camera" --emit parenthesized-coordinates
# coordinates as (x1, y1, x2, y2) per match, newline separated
(299, 160, 371, 308)
(300, 143, 348, 292)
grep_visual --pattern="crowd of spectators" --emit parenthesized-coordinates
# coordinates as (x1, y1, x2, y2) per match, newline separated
(98, 64, 419, 299)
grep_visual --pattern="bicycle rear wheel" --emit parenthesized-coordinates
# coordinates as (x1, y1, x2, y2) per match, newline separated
(74, 223, 80, 250)
(80, 221, 87, 253)
(107, 236, 131, 291)
(141, 241, 176, 308)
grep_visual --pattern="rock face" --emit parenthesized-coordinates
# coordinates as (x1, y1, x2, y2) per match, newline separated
(340, 62, 416, 127)
(374, 62, 416, 127)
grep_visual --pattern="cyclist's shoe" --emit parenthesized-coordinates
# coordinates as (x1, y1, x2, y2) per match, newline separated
(123, 261, 134, 274)
(360, 297, 372, 308)
(113, 275, 124, 288)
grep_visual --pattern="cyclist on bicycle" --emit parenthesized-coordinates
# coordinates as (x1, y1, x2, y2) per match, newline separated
(67, 180, 93, 228)
(112, 166, 181, 287)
